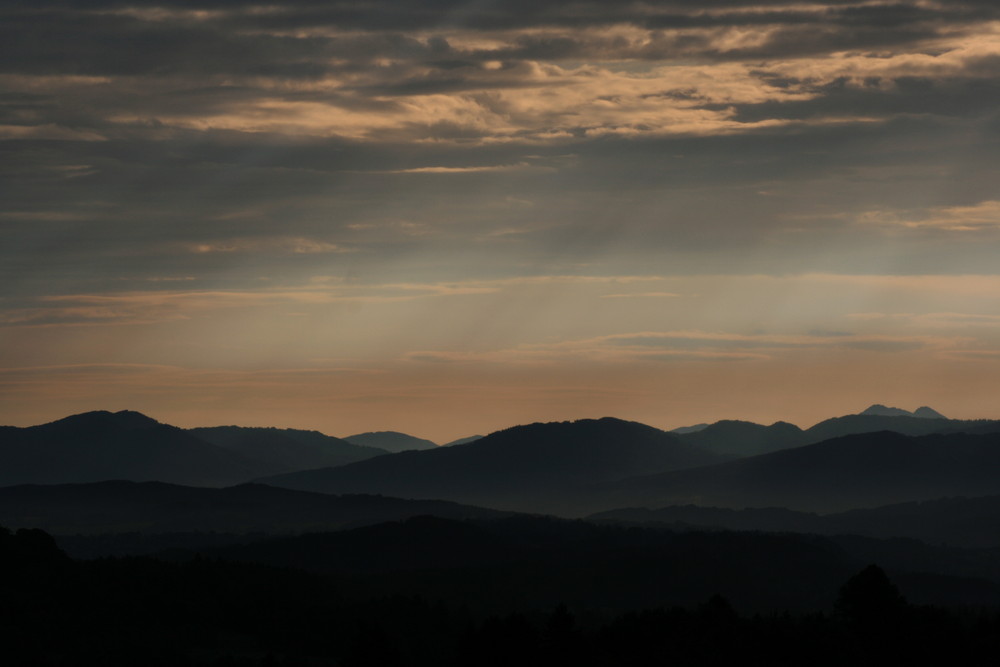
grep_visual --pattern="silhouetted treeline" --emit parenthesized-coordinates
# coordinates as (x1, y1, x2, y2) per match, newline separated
(4, 524, 1000, 666)
(169, 515, 1000, 611)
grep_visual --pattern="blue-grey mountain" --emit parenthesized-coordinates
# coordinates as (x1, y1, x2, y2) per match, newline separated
(343, 431, 438, 452)
(589, 494, 1000, 549)
(0, 480, 508, 545)
(598, 431, 1000, 514)
(0, 411, 270, 487)
(259, 417, 721, 513)
(190, 425, 387, 473)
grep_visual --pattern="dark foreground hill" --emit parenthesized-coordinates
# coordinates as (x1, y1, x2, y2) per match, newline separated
(8, 523, 1000, 666)
(189, 425, 388, 472)
(183, 515, 1000, 611)
(0, 410, 271, 487)
(258, 417, 721, 513)
(597, 431, 1000, 514)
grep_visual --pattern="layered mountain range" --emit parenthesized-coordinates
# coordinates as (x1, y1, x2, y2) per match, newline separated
(258, 407, 1000, 515)
(0, 411, 391, 487)
(4, 404, 1000, 521)
(7, 403, 1000, 620)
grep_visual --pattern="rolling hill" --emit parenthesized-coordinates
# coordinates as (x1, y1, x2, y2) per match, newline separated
(596, 431, 1000, 514)
(0, 480, 509, 538)
(184, 515, 1000, 611)
(675, 420, 805, 458)
(190, 425, 388, 473)
(0, 410, 270, 487)
(673, 405, 1000, 460)
(258, 417, 721, 513)
(589, 494, 1000, 548)
(343, 430, 438, 452)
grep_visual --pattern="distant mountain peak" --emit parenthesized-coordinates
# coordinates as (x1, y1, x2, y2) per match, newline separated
(859, 404, 914, 418)
(344, 431, 438, 452)
(913, 406, 947, 420)
(41, 409, 162, 431)
(671, 423, 710, 434)
(858, 404, 947, 419)
(441, 435, 484, 447)
(111, 409, 162, 426)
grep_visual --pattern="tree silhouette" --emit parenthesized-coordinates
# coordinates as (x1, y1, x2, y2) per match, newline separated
(835, 564, 910, 665)
(835, 564, 906, 626)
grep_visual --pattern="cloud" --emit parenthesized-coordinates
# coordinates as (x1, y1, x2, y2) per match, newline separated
(0, 124, 107, 141)
(944, 350, 1000, 362)
(858, 200, 1000, 232)
(187, 237, 350, 254)
(2, 1, 1000, 435)
(375, 162, 538, 174)
(402, 346, 771, 365)
(849, 312, 1000, 328)
(601, 292, 681, 298)
(4, 2, 998, 148)
(0, 279, 511, 328)
(597, 330, 948, 352)
(401, 328, 958, 367)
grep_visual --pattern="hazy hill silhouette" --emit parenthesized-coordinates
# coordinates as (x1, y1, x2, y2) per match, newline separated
(859, 404, 921, 417)
(676, 420, 805, 458)
(185, 515, 857, 611)
(859, 404, 946, 419)
(589, 505, 826, 534)
(0, 480, 509, 539)
(823, 495, 1000, 548)
(0, 410, 271, 487)
(589, 494, 1000, 548)
(442, 435, 484, 447)
(801, 413, 994, 443)
(189, 425, 388, 472)
(258, 418, 721, 513)
(671, 423, 710, 434)
(344, 430, 438, 452)
(597, 431, 1000, 514)
(673, 406, 1000, 461)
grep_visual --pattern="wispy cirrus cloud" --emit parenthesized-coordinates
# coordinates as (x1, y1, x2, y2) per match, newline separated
(858, 200, 1000, 232)
(403, 329, 959, 366)
(187, 237, 350, 254)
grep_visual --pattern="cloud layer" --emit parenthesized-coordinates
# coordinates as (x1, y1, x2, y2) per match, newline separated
(2, 1, 999, 436)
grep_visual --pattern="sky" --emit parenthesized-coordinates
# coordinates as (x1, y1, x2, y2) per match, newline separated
(3, 0, 1000, 441)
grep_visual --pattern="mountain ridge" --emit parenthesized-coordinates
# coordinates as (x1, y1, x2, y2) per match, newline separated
(190, 425, 388, 473)
(343, 430, 438, 452)
(596, 430, 1000, 514)
(860, 404, 947, 419)
(0, 480, 510, 539)
(0, 410, 271, 487)
(258, 417, 722, 513)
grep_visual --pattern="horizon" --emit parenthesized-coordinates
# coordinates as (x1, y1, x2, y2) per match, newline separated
(3, 1, 1000, 442)
(0, 401, 974, 444)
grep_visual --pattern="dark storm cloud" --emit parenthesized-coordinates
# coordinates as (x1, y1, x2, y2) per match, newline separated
(3, 0, 1000, 298)
(3, 105, 998, 292)
(8, 1, 997, 31)
(729, 75, 1000, 123)
(1, 1, 997, 81)
(0, 11, 407, 78)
